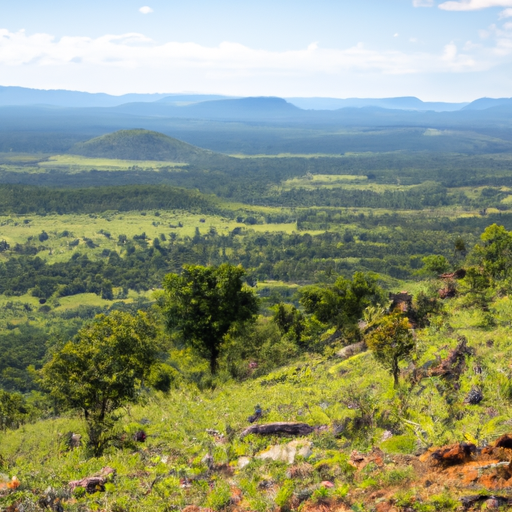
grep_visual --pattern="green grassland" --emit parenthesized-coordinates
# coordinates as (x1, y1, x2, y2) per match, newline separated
(39, 155, 187, 171)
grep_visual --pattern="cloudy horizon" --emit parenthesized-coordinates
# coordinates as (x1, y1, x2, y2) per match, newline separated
(1, 0, 512, 101)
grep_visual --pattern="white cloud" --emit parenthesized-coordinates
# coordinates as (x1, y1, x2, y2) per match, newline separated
(439, 0, 512, 11)
(0, 28, 485, 76)
(500, 7, 512, 15)
(139, 6, 153, 14)
(1, 27, 510, 98)
(394, 33, 399, 37)
(413, 0, 434, 6)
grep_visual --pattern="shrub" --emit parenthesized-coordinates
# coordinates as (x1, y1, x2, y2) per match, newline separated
(380, 434, 416, 454)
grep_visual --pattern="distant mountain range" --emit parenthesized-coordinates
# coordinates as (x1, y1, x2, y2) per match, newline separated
(1, 85, 510, 113)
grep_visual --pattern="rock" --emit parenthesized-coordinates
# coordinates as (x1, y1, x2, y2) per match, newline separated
(133, 430, 147, 442)
(237, 457, 251, 469)
(257, 440, 312, 464)
(336, 341, 366, 360)
(430, 442, 476, 465)
(492, 434, 512, 450)
(320, 481, 334, 488)
(464, 386, 483, 405)
(381, 430, 393, 442)
(486, 498, 500, 508)
(201, 453, 214, 470)
(240, 422, 315, 438)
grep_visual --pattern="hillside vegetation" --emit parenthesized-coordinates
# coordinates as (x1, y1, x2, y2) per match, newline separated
(69, 130, 223, 163)
(4, 121, 512, 512)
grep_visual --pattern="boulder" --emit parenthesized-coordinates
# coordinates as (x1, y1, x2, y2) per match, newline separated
(257, 440, 312, 464)
(237, 457, 251, 469)
(430, 442, 476, 465)
(336, 341, 366, 360)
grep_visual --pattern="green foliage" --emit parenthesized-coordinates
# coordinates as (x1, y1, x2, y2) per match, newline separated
(0, 390, 28, 430)
(474, 224, 512, 281)
(300, 272, 385, 336)
(365, 312, 415, 387)
(417, 255, 450, 277)
(41, 311, 159, 454)
(275, 480, 294, 508)
(161, 264, 259, 374)
(146, 363, 181, 392)
(205, 480, 231, 511)
(380, 435, 417, 454)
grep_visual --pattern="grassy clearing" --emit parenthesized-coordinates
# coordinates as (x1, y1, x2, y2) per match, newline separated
(0, 210, 312, 264)
(38, 155, 186, 171)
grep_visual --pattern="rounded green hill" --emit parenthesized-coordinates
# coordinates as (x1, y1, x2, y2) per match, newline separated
(69, 129, 216, 162)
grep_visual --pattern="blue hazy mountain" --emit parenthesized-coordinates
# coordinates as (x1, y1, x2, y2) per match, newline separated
(286, 97, 468, 112)
(0, 86, 171, 107)
(0, 86, 472, 112)
(112, 96, 302, 120)
(462, 97, 512, 110)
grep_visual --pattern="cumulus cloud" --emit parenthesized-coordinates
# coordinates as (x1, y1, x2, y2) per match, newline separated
(0, 28, 487, 75)
(139, 6, 153, 14)
(412, 0, 434, 6)
(439, 0, 512, 11)
(0, 27, 509, 97)
(500, 7, 512, 16)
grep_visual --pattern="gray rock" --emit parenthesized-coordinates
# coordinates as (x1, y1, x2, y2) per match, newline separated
(256, 440, 312, 464)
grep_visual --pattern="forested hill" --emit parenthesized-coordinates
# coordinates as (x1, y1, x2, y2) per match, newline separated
(0, 184, 217, 215)
(69, 129, 229, 163)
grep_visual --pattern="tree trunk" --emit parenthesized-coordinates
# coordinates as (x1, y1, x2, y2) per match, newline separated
(210, 346, 219, 375)
(392, 360, 399, 388)
(240, 422, 315, 438)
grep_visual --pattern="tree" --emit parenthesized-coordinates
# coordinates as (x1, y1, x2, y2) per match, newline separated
(0, 390, 28, 431)
(417, 255, 450, 277)
(42, 311, 158, 455)
(272, 302, 306, 345)
(474, 224, 512, 280)
(365, 312, 415, 388)
(161, 264, 259, 374)
(300, 272, 384, 334)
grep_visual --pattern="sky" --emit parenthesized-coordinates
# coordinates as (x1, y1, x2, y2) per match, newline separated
(0, 0, 512, 101)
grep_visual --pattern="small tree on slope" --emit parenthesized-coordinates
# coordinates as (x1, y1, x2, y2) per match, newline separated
(42, 311, 158, 455)
(365, 311, 415, 388)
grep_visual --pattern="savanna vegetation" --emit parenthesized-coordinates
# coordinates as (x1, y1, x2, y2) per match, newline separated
(4, 128, 512, 511)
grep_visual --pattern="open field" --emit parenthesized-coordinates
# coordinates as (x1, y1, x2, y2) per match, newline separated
(39, 155, 186, 171)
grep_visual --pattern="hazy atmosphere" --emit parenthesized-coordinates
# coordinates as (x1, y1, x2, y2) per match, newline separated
(2, 0, 512, 99)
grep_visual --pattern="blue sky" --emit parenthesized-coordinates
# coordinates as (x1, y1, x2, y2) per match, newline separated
(1, 0, 511, 100)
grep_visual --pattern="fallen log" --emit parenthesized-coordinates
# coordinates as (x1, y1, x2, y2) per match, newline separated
(460, 495, 511, 509)
(240, 422, 314, 438)
(69, 467, 115, 493)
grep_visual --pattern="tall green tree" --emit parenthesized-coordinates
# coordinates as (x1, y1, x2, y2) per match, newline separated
(161, 264, 259, 374)
(300, 272, 384, 335)
(474, 224, 512, 281)
(365, 311, 415, 388)
(42, 311, 158, 455)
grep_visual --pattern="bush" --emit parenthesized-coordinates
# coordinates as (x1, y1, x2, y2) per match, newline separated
(205, 481, 231, 510)
(380, 434, 416, 454)
(147, 363, 181, 392)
